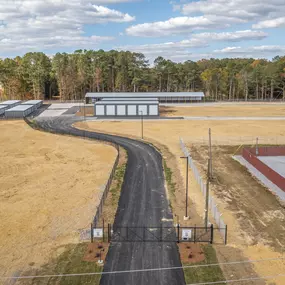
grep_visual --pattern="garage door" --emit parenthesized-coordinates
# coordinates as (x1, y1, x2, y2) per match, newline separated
(128, 105, 137, 116)
(106, 105, 115, 116)
(117, 105, 126, 116)
(96, 105, 105, 116)
(138, 105, 147, 115)
(149, 105, 158, 116)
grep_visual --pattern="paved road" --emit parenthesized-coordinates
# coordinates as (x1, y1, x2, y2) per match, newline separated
(33, 116, 185, 285)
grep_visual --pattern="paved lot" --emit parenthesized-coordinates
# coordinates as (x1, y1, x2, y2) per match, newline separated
(34, 116, 185, 285)
(259, 156, 285, 178)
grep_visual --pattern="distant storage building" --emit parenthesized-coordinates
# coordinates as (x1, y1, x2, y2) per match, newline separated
(0, 105, 8, 115)
(0, 100, 21, 108)
(86, 92, 204, 104)
(22, 100, 43, 111)
(95, 100, 159, 117)
(5, 105, 34, 118)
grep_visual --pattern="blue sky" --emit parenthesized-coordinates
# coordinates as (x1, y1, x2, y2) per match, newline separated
(1, 0, 285, 62)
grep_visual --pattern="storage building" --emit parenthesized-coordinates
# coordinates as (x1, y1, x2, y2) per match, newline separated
(5, 105, 34, 118)
(95, 100, 159, 117)
(0, 105, 8, 115)
(0, 100, 21, 108)
(86, 92, 204, 104)
(22, 100, 43, 111)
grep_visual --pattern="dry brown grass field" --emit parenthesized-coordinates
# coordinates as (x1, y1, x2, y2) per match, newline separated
(76, 117, 285, 284)
(0, 121, 117, 280)
(160, 104, 285, 117)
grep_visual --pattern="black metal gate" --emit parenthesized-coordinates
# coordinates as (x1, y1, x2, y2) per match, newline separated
(107, 224, 216, 244)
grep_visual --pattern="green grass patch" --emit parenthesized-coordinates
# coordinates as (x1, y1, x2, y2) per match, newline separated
(183, 245, 225, 285)
(163, 159, 176, 197)
(110, 161, 127, 205)
(23, 243, 102, 285)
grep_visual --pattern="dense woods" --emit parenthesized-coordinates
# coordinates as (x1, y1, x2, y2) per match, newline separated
(1, 49, 285, 101)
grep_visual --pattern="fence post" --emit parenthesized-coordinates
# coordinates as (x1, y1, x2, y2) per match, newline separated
(210, 224, 214, 244)
(194, 225, 196, 243)
(108, 224, 110, 243)
(91, 223, 94, 243)
(225, 225, 228, 245)
(177, 224, 180, 243)
(103, 219, 105, 242)
(160, 225, 163, 242)
(126, 226, 129, 241)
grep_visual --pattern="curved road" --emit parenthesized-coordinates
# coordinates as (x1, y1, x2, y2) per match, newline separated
(34, 116, 185, 285)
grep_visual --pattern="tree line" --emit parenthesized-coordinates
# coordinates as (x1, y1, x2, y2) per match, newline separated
(0, 49, 285, 101)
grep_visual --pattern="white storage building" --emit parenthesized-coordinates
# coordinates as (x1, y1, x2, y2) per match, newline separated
(5, 105, 34, 118)
(22, 100, 43, 111)
(0, 100, 21, 108)
(95, 100, 159, 117)
(0, 105, 9, 115)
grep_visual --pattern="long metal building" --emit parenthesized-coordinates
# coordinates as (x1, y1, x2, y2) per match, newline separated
(0, 100, 22, 108)
(86, 92, 204, 104)
(22, 100, 43, 111)
(5, 105, 34, 118)
(0, 105, 8, 115)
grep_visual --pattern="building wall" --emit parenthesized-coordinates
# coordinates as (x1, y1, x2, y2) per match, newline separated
(242, 148, 285, 192)
(95, 103, 159, 117)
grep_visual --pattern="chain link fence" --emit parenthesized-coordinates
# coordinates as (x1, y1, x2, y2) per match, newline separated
(181, 136, 285, 146)
(180, 138, 227, 243)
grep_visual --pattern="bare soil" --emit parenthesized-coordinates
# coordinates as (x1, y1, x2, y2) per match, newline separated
(83, 242, 109, 263)
(0, 121, 117, 279)
(160, 104, 285, 117)
(76, 106, 94, 117)
(178, 243, 205, 264)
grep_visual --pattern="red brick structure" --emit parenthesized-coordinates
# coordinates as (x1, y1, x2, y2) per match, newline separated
(242, 146, 285, 192)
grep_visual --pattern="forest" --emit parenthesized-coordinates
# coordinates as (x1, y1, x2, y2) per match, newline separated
(0, 49, 285, 101)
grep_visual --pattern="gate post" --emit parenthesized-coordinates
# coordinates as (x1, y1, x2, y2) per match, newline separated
(225, 225, 228, 245)
(210, 224, 214, 244)
(103, 219, 105, 242)
(160, 225, 163, 242)
(177, 224, 180, 243)
(126, 226, 129, 241)
(194, 225, 196, 243)
(108, 224, 110, 243)
(91, 223, 94, 243)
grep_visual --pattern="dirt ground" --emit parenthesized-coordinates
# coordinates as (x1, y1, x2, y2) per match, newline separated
(0, 121, 117, 280)
(160, 104, 285, 117)
(76, 118, 285, 284)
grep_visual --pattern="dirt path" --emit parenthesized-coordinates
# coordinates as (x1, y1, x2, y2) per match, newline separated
(0, 121, 117, 279)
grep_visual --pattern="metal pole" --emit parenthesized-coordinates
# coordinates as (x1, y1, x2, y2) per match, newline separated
(186, 157, 189, 218)
(205, 159, 210, 228)
(140, 111, 144, 139)
(209, 128, 213, 179)
(256, 137, 259, 156)
(180, 156, 189, 219)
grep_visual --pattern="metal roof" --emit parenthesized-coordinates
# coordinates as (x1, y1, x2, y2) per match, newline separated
(86, 92, 204, 98)
(95, 100, 159, 105)
(6, 105, 34, 111)
(22, 100, 43, 105)
(0, 105, 8, 109)
(101, 98, 158, 101)
(0, 100, 21, 105)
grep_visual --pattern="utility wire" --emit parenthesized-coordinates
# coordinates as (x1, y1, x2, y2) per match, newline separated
(187, 273, 285, 285)
(0, 257, 284, 280)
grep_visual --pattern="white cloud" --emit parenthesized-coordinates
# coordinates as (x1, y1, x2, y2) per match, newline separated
(214, 45, 285, 56)
(181, 0, 285, 21)
(192, 30, 267, 42)
(117, 38, 208, 62)
(0, 0, 135, 55)
(253, 17, 285, 29)
(125, 16, 242, 37)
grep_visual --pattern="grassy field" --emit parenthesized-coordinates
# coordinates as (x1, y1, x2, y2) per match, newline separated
(160, 103, 285, 117)
(76, 116, 285, 284)
(0, 121, 117, 280)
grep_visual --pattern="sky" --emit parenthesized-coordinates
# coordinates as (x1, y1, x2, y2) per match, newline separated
(0, 0, 285, 62)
